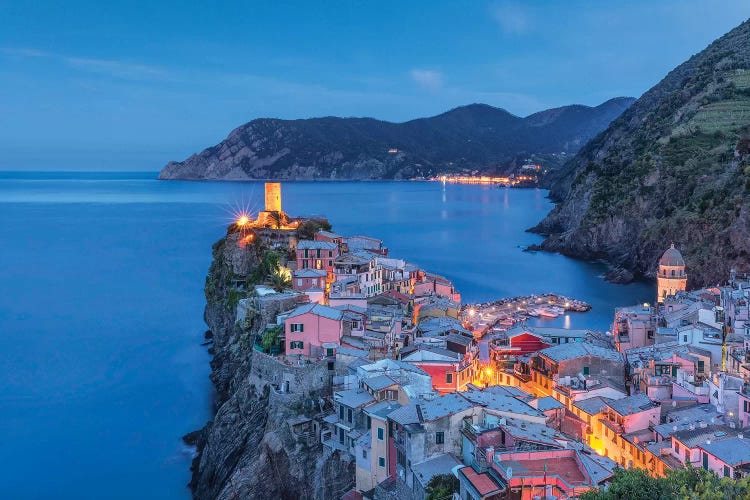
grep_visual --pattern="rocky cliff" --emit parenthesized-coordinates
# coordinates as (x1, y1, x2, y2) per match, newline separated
(187, 229, 354, 499)
(533, 19, 750, 286)
(159, 98, 634, 181)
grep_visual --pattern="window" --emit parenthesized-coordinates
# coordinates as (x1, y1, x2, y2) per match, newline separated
(436, 431, 445, 444)
(316, 249, 321, 258)
(367, 416, 371, 429)
(675, 443, 680, 454)
(329, 251, 333, 257)
(290, 323, 304, 333)
(339, 405, 344, 420)
(347, 408, 353, 423)
(698, 360, 705, 373)
(362, 449, 367, 459)
(446, 373, 453, 384)
(724, 465, 730, 477)
(290, 341, 304, 349)
(685, 449, 689, 461)
(683, 335, 688, 342)
(304, 249, 308, 258)
(583, 366, 590, 375)
(378, 457, 385, 468)
(377, 427, 384, 440)
(297, 279, 303, 286)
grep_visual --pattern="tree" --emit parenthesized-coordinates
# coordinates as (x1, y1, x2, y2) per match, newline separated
(260, 326, 282, 352)
(268, 211, 283, 229)
(268, 265, 291, 292)
(297, 219, 332, 240)
(425, 474, 458, 500)
(580, 465, 750, 500)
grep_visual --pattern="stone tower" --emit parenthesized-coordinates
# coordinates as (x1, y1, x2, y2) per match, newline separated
(265, 182, 281, 213)
(657, 243, 687, 303)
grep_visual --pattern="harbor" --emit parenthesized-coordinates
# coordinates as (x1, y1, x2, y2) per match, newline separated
(462, 292, 591, 338)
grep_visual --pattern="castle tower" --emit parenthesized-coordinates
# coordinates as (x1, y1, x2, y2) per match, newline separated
(657, 243, 687, 303)
(265, 182, 281, 213)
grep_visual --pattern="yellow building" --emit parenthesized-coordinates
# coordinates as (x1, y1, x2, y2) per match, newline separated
(657, 244, 687, 303)
(264, 182, 281, 212)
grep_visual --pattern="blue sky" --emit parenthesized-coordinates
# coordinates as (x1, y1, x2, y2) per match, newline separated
(1, 1, 749, 171)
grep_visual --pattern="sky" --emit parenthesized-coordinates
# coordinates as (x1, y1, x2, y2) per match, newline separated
(1, 1, 750, 171)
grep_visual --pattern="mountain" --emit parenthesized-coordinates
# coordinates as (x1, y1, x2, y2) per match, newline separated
(158, 98, 634, 181)
(533, 19, 750, 286)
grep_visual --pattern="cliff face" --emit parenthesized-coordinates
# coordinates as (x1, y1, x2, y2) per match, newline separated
(534, 19, 750, 286)
(190, 231, 353, 499)
(158, 98, 634, 181)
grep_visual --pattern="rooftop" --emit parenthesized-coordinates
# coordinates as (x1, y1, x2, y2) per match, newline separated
(699, 437, 750, 465)
(293, 268, 328, 278)
(418, 393, 473, 421)
(388, 404, 421, 426)
(334, 389, 375, 409)
(363, 400, 401, 419)
(606, 394, 658, 416)
(573, 396, 612, 416)
(461, 390, 543, 418)
(363, 375, 398, 391)
(539, 342, 623, 363)
(672, 425, 737, 448)
(286, 303, 343, 321)
(297, 240, 338, 250)
(457, 466, 503, 497)
(411, 454, 463, 488)
(660, 243, 685, 267)
(531, 396, 565, 412)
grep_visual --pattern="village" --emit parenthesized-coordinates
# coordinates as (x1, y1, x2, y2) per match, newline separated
(229, 183, 750, 500)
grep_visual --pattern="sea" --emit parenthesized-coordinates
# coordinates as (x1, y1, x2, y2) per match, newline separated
(0, 171, 653, 499)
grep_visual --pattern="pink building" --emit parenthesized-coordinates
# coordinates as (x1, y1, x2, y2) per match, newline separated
(285, 303, 344, 358)
(698, 437, 750, 478)
(314, 230, 344, 252)
(292, 268, 327, 291)
(296, 240, 339, 277)
(413, 272, 461, 303)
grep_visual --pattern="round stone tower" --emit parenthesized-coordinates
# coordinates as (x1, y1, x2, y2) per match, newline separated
(657, 243, 687, 303)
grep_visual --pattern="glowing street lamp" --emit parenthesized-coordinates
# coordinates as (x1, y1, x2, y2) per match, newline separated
(236, 213, 250, 227)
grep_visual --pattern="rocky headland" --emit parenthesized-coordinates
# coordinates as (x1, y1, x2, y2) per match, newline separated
(186, 227, 353, 499)
(533, 18, 750, 287)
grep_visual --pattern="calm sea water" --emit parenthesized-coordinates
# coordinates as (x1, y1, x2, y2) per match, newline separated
(0, 172, 653, 498)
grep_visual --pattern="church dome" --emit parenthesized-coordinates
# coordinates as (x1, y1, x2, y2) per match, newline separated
(659, 244, 685, 267)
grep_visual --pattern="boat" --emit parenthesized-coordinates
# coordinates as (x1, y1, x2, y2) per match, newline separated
(537, 307, 559, 318)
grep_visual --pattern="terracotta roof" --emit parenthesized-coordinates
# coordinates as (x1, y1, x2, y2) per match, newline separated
(458, 466, 503, 496)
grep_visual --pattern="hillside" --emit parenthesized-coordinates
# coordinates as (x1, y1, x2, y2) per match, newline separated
(533, 19, 750, 286)
(158, 98, 633, 181)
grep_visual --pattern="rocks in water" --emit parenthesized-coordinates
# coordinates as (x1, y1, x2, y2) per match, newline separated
(604, 266, 635, 284)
